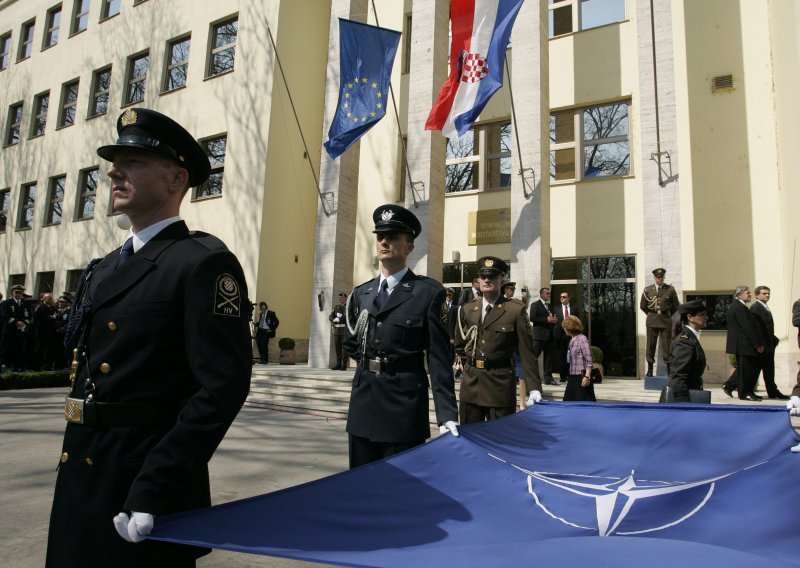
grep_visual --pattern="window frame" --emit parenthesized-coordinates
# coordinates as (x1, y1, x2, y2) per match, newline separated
(193, 134, 227, 200)
(162, 34, 191, 93)
(17, 182, 37, 230)
(99, 0, 121, 22)
(0, 188, 10, 232)
(444, 119, 512, 195)
(88, 65, 112, 118)
(548, 0, 627, 38)
(206, 15, 238, 78)
(0, 32, 11, 71)
(17, 19, 35, 61)
(30, 91, 50, 138)
(44, 174, 66, 226)
(71, 0, 90, 35)
(57, 79, 79, 128)
(124, 50, 149, 106)
(43, 4, 62, 49)
(5, 102, 23, 146)
(75, 166, 99, 221)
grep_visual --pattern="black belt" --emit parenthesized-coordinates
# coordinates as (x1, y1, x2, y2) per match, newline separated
(64, 397, 176, 427)
(467, 357, 512, 370)
(360, 357, 423, 374)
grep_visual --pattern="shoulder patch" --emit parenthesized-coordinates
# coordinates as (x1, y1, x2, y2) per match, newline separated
(214, 273, 242, 317)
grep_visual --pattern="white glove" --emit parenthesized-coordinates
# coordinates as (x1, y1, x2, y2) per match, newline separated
(787, 396, 800, 416)
(333, 317, 340, 323)
(792, 443, 800, 453)
(438, 420, 460, 437)
(113, 511, 154, 543)
(525, 390, 543, 407)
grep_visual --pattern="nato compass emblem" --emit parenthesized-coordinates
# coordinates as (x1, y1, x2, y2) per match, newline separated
(502, 461, 765, 537)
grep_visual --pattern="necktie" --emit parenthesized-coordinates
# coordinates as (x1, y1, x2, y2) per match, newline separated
(483, 304, 492, 323)
(375, 280, 389, 309)
(117, 238, 134, 267)
(565, 305, 570, 318)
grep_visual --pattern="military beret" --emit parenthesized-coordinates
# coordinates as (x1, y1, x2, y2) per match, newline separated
(477, 256, 508, 276)
(652, 268, 667, 277)
(677, 299, 706, 315)
(97, 108, 211, 187)
(372, 204, 421, 239)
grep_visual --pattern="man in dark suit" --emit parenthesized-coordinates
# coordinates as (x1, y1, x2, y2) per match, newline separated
(554, 290, 579, 381)
(46, 108, 252, 566)
(458, 278, 481, 305)
(344, 204, 458, 469)
(329, 292, 348, 370)
(749, 286, 788, 399)
(530, 287, 558, 385)
(255, 301, 280, 364)
(1, 285, 31, 371)
(639, 268, 680, 376)
(724, 285, 767, 401)
(455, 260, 541, 424)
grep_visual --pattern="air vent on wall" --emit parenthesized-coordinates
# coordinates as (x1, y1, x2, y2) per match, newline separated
(712, 74, 734, 93)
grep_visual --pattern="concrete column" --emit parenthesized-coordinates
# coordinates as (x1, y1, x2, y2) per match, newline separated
(509, 0, 549, 299)
(405, 0, 450, 279)
(307, 0, 368, 368)
(637, 0, 681, 376)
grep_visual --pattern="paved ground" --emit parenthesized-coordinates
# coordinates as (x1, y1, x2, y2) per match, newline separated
(2, 376, 797, 567)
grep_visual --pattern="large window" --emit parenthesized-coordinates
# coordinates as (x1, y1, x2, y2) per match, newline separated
(125, 51, 148, 105)
(18, 20, 35, 61)
(17, 182, 37, 230)
(30, 92, 49, 137)
(36, 271, 56, 295)
(0, 188, 10, 232)
(207, 17, 237, 77)
(163, 35, 190, 92)
(5, 102, 23, 146)
(549, 0, 626, 37)
(195, 135, 226, 199)
(45, 175, 66, 225)
(0, 32, 11, 70)
(445, 120, 511, 193)
(684, 293, 732, 331)
(401, 14, 412, 74)
(58, 79, 79, 128)
(72, 0, 90, 35)
(89, 66, 111, 117)
(550, 101, 630, 182)
(76, 167, 98, 220)
(44, 5, 62, 48)
(100, 0, 121, 20)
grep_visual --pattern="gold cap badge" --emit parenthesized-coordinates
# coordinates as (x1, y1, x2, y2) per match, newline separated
(485, 259, 494, 267)
(121, 109, 138, 127)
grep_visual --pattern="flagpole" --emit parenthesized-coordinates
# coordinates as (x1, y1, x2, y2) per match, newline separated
(264, 18, 333, 216)
(504, 58, 534, 199)
(369, 0, 420, 207)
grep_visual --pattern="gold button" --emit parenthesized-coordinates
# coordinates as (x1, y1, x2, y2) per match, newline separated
(108, 321, 118, 331)
(85, 458, 94, 466)
(60, 452, 69, 463)
(100, 363, 111, 374)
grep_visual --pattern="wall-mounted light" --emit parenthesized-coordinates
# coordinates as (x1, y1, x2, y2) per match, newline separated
(317, 290, 325, 311)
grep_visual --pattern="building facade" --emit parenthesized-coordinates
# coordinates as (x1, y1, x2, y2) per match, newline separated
(2, 0, 799, 388)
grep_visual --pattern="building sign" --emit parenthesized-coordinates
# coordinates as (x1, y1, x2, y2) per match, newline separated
(468, 208, 511, 245)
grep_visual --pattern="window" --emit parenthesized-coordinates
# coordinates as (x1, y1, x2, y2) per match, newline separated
(0, 188, 10, 232)
(445, 120, 511, 193)
(36, 271, 55, 295)
(401, 15, 412, 74)
(442, 262, 479, 290)
(684, 293, 732, 331)
(163, 35, 190, 92)
(17, 182, 37, 230)
(396, 135, 407, 202)
(44, 5, 62, 48)
(88, 66, 111, 117)
(18, 20, 35, 61)
(76, 167, 98, 220)
(66, 268, 83, 294)
(550, 101, 630, 182)
(125, 51, 148, 104)
(133, 0, 149, 5)
(207, 17, 237, 77)
(0, 32, 11, 70)
(30, 92, 49, 137)
(72, 0, 90, 34)
(195, 135, 226, 199)
(5, 102, 23, 146)
(9, 274, 26, 293)
(44, 175, 66, 225)
(58, 79, 79, 127)
(100, 0, 120, 20)
(549, 0, 626, 37)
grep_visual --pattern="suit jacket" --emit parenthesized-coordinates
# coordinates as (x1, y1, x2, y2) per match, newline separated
(256, 309, 279, 338)
(750, 301, 778, 353)
(725, 299, 766, 357)
(530, 299, 555, 342)
(455, 296, 541, 407)
(344, 270, 457, 443)
(458, 287, 479, 306)
(793, 299, 800, 349)
(47, 221, 252, 564)
(666, 325, 706, 402)
(553, 303, 579, 344)
(639, 283, 680, 328)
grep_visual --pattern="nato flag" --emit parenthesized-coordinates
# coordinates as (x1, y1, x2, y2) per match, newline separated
(323, 19, 401, 159)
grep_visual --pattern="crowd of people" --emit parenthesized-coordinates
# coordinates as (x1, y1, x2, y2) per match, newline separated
(0, 286, 72, 373)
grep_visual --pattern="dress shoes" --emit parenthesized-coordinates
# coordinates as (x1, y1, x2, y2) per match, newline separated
(768, 392, 790, 400)
(721, 385, 733, 398)
(742, 394, 762, 402)
(545, 380, 559, 386)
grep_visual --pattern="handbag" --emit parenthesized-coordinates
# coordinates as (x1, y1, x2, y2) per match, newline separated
(590, 367, 603, 384)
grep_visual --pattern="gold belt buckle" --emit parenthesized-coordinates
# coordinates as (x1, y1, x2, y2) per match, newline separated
(64, 397, 84, 424)
(657, 309, 662, 315)
(476, 359, 485, 369)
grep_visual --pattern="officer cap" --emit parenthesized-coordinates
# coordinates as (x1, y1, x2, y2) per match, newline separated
(477, 256, 508, 276)
(372, 204, 421, 239)
(10, 285, 25, 292)
(501, 280, 516, 292)
(97, 108, 211, 187)
(338, 292, 347, 298)
(677, 299, 706, 315)
(445, 287, 455, 295)
(58, 294, 72, 303)
(652, 268, 667, 277)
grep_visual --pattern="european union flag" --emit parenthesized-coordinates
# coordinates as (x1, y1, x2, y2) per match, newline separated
(323, 19, 401, 159)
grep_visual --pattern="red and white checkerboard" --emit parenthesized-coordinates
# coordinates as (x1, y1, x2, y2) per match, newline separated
(460, 52, 488, 83)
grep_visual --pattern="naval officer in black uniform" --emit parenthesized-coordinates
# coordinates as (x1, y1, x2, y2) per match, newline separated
(46, 108, 252, 567)
(660, 300, 708, 402)
(344, 204, 459, 468)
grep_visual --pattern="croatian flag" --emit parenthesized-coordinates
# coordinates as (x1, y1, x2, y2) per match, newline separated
(425, 0, 523, 139)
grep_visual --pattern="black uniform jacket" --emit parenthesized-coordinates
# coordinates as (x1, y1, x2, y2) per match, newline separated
(344, 270, 457, 444)
(46, 221, 251, 566)
(1, 298, 30, 333)
(455, 296, 541, 407)
(665, 325, 706, 402)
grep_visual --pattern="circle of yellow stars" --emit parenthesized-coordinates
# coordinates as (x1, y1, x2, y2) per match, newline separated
(343, 76, 384, 123)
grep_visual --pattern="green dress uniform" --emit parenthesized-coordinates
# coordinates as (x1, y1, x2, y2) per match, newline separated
(639, 281, 680, 370)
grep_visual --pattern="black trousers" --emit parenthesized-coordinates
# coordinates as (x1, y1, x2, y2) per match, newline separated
(532, 339, 554, 380)
(755, 352, 779, 396)
(255, 329, 272, 363)
(348, 434, 424, 469)
(736, 354, 761, 398)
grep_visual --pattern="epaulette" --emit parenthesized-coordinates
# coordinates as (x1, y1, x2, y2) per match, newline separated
(188, 231, 228, 252)
(680, 332, 690, 340)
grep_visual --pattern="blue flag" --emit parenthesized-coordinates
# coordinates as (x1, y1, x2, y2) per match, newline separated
(323, 19, 401, 159)
(150, 403, 800, 566)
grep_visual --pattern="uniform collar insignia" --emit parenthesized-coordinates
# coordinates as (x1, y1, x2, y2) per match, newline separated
(401, 282, 410, 288)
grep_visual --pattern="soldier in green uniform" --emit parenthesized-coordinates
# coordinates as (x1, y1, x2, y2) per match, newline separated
(453, 257, 542, 424)
(639, 267, 680, 376)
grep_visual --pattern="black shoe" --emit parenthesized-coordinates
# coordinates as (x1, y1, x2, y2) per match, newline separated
(645, 370, 653, 377)
(768, 392, 790, 400)
(721, 385, 734, 398)
(545, 380, 558, 386)
(742, 394, 762, 402)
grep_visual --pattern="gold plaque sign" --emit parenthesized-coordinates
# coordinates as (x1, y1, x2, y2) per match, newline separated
(468, 208, 511, 245)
